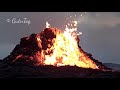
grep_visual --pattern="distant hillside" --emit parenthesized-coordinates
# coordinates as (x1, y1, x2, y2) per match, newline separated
(103, 63, 120, 70)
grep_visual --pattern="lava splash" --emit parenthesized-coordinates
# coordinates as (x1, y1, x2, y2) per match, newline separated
(35, 22, 98, 69)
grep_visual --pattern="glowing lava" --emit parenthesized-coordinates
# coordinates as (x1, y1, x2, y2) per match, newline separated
(35, 21, 99, 69)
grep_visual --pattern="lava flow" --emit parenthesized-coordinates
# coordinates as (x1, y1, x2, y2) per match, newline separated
(35, 21, 99, 69)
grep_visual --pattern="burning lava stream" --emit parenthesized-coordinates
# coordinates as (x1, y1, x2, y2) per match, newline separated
(35, 21, 99, 69)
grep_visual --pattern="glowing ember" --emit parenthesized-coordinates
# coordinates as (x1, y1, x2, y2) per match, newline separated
(13, 54, 23, 62)
(35, 21, 99, 69)
(46, 21, 50, 28)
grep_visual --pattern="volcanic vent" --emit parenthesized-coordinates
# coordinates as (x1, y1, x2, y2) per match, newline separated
(3, 22, 109, 70)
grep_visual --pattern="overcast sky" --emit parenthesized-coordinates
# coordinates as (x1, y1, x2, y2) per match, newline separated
(0, 12, 120, 64)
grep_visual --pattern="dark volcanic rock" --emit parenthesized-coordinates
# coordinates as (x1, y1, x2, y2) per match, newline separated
(3, 28, 60, 65)
(0, 60, 120, 78)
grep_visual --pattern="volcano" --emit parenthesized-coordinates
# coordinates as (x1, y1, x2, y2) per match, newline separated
(3, 27, 108, 69)
(1, 22, 120, 78)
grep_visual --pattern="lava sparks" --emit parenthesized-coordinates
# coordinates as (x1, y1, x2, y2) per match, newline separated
(35, 21, 99, 69)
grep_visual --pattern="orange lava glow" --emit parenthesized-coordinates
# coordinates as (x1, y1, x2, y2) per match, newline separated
(35, 21, 99, 69)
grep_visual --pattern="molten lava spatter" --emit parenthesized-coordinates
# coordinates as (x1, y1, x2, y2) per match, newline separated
(34, 21, 99, 69)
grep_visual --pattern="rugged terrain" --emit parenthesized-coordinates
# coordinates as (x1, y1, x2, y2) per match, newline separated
(0, 60, 120, 78)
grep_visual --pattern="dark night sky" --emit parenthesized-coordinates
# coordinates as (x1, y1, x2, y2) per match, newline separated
(0, 12, 120, 64)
